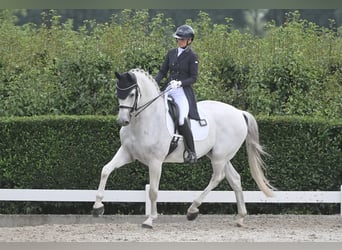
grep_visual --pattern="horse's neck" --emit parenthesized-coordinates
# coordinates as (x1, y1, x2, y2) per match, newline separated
(133, 86, 166, 128)
(126, 72, 167, 130)
(139, 98, 165, 123)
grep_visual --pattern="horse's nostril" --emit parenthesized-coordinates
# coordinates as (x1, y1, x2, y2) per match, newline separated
(117, 118, 130, 126)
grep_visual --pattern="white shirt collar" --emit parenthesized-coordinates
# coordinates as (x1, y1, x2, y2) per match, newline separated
(177, 47, 186, 56)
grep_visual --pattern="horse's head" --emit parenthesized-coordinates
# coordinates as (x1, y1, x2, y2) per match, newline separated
(115, 71, 140, 126)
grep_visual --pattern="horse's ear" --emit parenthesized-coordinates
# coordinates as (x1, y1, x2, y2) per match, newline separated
(128, 72, 137, 83)
(127, 72, 133, 81)
(115, 72, 121, 79)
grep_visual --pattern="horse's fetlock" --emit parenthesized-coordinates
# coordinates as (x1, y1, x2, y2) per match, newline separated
(193, 199, 201, 207)
(93, 201, 104, 209)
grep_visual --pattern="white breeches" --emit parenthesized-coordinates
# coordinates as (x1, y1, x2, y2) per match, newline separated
(167, 87, 189, 125)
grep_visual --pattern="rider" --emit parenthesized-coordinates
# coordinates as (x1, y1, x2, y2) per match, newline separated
(155, 24, 200, 164)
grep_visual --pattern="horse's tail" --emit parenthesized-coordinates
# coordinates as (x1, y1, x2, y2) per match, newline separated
(243, 111, 275, 197)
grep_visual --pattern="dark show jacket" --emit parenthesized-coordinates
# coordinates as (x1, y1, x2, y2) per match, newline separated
(155, 47, 201, 121)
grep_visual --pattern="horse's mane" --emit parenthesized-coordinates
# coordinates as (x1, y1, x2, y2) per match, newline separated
(129, 68, 160, 92)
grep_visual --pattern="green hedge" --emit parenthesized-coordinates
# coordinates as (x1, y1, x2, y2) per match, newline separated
(0, 115, 341, 214)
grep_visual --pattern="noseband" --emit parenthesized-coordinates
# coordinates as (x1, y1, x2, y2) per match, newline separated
(117, 84, 140, 114)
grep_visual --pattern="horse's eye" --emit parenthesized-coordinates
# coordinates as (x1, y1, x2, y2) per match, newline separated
(129, 92, 135, 98)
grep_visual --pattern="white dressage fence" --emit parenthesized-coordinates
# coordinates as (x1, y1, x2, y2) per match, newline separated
(0, 184, 341, 216)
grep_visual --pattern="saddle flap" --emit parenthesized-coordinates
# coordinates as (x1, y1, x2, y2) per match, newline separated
(167, 97, 179, 132)
(166, 98, 209, 141)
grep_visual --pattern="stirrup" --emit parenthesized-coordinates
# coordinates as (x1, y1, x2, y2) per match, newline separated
(183, 151, 197, 164)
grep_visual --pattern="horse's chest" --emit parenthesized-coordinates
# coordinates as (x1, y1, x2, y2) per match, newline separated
(121, 128, 157, 150)
(120, 126, 167, 162)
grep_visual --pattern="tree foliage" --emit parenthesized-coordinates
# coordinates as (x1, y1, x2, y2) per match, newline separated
(0, 10, 341, 118)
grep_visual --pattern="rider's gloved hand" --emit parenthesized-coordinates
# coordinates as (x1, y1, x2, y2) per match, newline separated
(169, 80, 182, 89)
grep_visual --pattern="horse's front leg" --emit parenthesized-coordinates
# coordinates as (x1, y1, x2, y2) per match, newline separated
(142, 160, 162, 229)
(92, 146, 132, 216)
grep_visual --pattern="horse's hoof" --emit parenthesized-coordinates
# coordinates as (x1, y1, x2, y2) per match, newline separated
(142, 223, 153, 229)
(236, 216, 247, 227)
(92, 205, 104, 217)
(142, 217, 153, 229)
(236, 221, 247, 227)
(186, 211, 199, 221)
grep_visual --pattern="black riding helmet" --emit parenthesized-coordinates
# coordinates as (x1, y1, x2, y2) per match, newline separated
(173, 25, 195, 41)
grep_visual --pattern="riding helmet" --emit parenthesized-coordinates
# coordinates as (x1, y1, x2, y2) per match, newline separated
(173, 25, 195, 41)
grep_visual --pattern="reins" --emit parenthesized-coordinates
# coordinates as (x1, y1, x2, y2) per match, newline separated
(134, 87, 171, 117)
(117, 83, 172, 118)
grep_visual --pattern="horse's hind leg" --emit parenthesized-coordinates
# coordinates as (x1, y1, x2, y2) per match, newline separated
(225, 161, 247, 227)
(187, 160, 226, 221)
(92, 146, 132, 216)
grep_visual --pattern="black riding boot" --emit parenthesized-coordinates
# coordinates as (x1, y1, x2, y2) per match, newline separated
(178, 120, 197, 164)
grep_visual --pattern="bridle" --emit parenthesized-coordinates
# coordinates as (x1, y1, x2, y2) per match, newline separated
(117, 83, 140, 114)
(117, 83, 170, 118)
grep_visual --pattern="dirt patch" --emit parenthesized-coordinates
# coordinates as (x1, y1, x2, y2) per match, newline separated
(0, 214, 341, 242)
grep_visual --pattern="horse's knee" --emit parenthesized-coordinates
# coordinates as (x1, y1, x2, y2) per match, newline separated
(149, 187, 158, 202)
(101, 165, 113, 179)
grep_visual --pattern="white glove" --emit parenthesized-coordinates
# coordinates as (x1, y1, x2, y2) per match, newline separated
(169, 80, 182, 89)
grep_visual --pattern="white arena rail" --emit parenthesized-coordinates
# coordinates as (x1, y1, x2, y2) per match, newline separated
(0, 184, 341, 216)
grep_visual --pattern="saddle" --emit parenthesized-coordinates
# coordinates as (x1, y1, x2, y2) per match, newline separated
(166, 97, 207, 155)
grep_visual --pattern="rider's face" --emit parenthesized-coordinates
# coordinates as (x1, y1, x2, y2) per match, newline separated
(176, 38, 190, 47)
